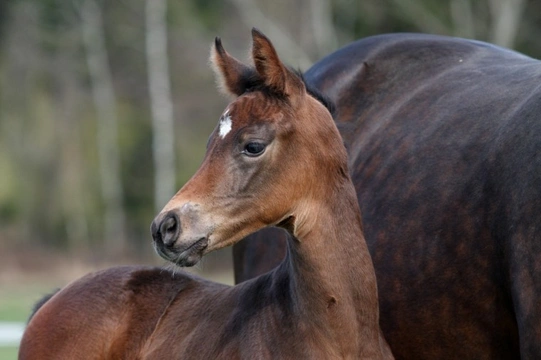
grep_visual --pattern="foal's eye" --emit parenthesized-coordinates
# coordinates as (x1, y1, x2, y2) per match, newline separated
(243, 142, 266, 157)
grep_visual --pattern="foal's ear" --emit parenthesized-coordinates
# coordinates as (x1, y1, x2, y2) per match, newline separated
(211, 37, 257, 97)
(251, 28, 305, 98)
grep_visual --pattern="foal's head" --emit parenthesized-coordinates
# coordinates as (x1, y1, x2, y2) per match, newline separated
(151, 29, 347, 266)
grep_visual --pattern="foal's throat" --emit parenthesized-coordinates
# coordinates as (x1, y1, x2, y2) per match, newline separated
(279, 180, 380, 354)
(286, 180, 377, 314)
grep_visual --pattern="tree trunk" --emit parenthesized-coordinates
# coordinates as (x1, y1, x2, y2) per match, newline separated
(81, 0, 127, 254)
(489, 0, 526, 48)
(146, 0, 176, 213)
(309, 0, 338, 58)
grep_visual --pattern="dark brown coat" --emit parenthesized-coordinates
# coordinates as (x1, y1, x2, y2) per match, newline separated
(234, 33, 541, 359)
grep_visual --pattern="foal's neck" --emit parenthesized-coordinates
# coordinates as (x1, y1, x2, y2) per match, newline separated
(283, 178, 383, 357)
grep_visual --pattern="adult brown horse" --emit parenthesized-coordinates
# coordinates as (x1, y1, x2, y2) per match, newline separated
(19, 30, 393, 359)
(233, 33, 541, 359)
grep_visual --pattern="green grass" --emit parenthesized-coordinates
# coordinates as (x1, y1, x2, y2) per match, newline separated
(0, 287, 50, 323)
(0, 346, 18, 360)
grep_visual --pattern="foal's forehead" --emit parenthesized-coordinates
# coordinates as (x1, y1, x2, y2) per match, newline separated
(218, 92, 285, 134)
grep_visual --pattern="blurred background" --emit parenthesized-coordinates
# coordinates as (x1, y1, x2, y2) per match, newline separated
(0, 0, 539, 356)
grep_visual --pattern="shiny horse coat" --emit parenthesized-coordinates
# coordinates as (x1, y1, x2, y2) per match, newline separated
(234, 33, 541, 359)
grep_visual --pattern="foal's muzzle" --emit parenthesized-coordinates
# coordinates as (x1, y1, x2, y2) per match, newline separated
(150, 208, 209, 267)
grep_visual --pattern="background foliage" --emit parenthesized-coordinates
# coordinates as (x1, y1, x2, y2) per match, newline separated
(0, 0, 538, 264)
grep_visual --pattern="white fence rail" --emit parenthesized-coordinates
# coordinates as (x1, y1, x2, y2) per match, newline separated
(0, 322, 25, 346)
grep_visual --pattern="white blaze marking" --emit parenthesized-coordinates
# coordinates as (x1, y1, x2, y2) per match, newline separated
(219, 109, 232, 138)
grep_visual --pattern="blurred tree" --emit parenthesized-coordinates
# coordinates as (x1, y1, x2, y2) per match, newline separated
(0, 0, 539, 263)
(488, 0, 526, 48)
(145, 0, 176, 213)
(81, 0, 127, 254)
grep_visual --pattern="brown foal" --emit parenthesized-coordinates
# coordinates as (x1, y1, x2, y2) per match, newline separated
(19, 29, 392, 359)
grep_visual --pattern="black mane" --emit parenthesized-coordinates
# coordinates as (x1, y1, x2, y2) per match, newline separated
(241, 67, 336, 118)
(296, 70, 336, 118)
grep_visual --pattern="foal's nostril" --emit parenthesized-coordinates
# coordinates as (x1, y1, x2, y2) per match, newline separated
(159, 212, 180, 247)
(151, 211, 181, 248)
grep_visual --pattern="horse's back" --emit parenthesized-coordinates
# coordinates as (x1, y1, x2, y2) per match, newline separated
(19, 266, 198, 360)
